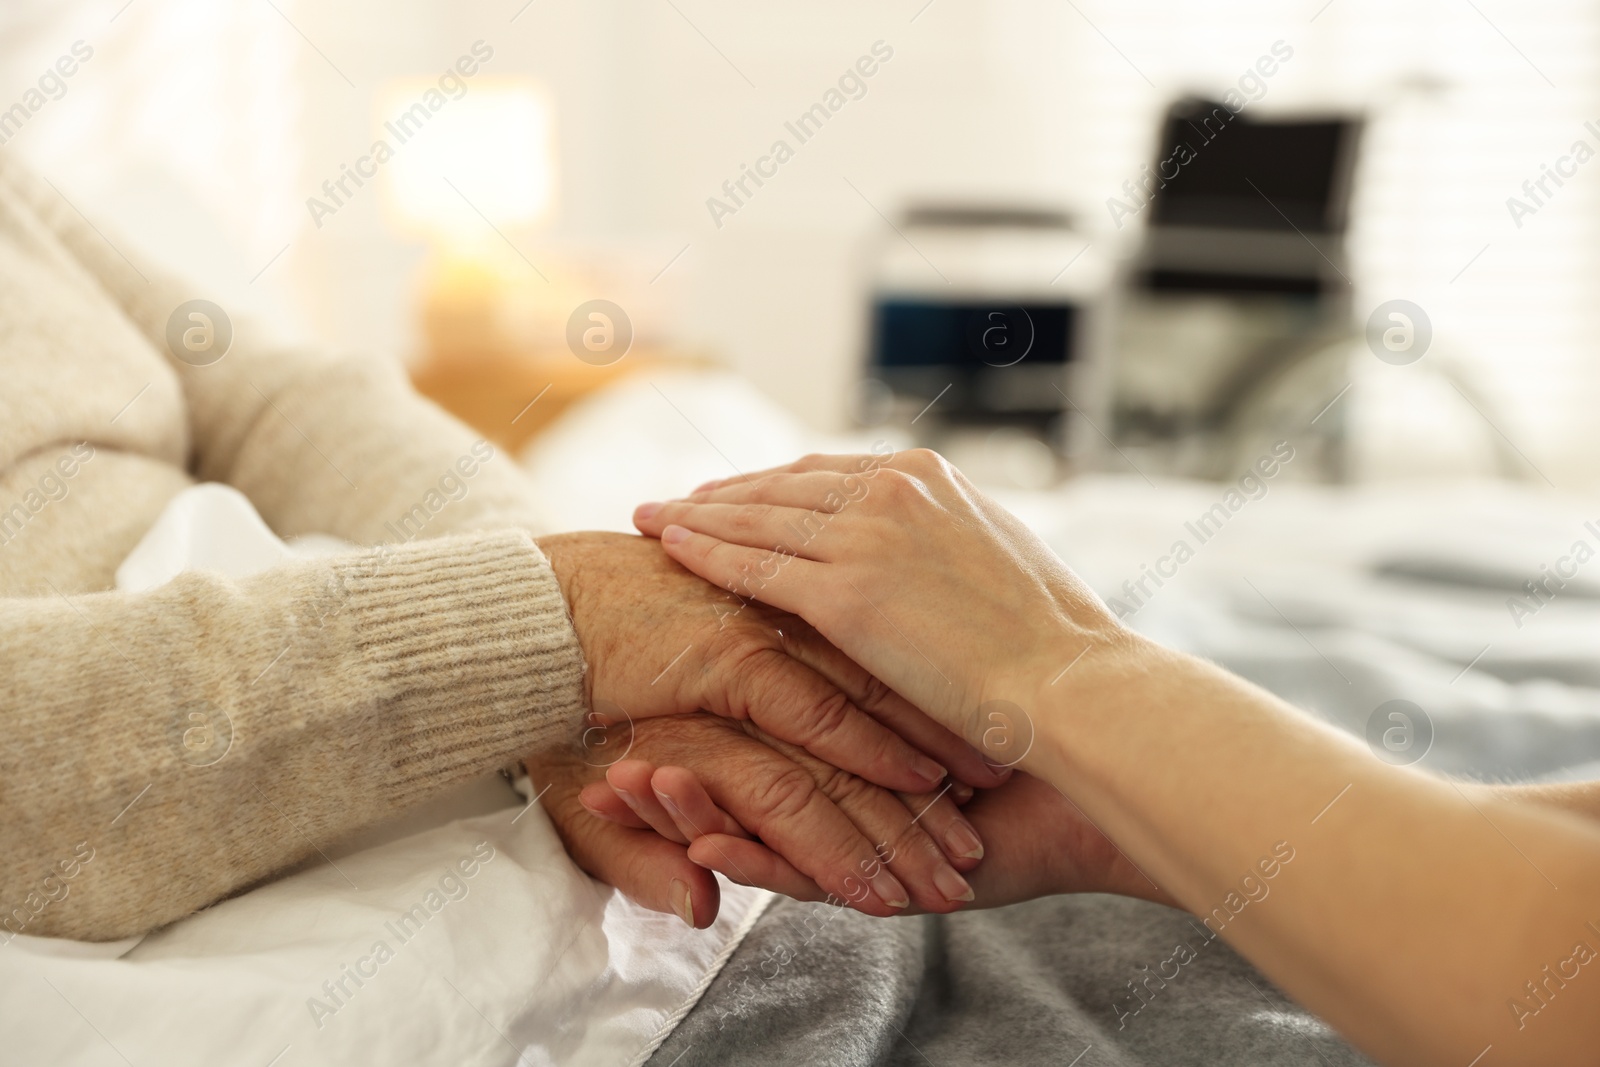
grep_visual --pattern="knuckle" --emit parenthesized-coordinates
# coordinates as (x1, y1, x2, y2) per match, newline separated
(712, 629, 778, 673)
(704, 643, 768, 718)
(727, 504, 768, 535)
(813, 762, 872, 808)
(855, 672, 894, 713)
(877, 468, 917, 502)
(706, 620, 769, 665)
(885, 818, 943, 870)
(746, 765, 820, 823)
(798, 690, 854, 743)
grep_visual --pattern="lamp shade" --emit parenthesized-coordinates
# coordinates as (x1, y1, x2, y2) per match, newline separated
(380, 77, 554, 246)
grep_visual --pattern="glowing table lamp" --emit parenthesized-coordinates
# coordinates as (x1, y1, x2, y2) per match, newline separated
(379, 78, 655, 451)
(380, 78, 557, 365)
(382, 78, 553, 245)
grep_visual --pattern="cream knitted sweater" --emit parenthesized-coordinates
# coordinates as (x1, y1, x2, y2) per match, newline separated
(0, 156, 588, 941)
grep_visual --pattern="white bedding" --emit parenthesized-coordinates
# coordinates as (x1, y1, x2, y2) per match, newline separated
(0, 483, 771, 1067)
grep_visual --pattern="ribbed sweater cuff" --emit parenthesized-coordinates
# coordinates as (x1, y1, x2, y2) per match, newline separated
(334, 529, 586, 799)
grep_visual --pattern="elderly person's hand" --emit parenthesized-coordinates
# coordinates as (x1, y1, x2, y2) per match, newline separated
(526, 712, 988, 927)
(536, 532, 1006, 794)
(586, 757, 1176, 913)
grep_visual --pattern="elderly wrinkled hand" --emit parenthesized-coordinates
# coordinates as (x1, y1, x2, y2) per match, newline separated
(536, 531, 1006, 794)
(526, 713, 988, 927)
(575, 739, 1175, 916)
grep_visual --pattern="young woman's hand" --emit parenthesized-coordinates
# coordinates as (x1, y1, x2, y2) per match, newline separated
(630, 451, 1134, 752)
(537, 531, 1005, 793)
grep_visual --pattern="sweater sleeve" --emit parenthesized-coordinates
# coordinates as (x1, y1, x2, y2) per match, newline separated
(0, 528, 586, 942)
(0, 162, 593, 941)
(0, 157, 560, 545)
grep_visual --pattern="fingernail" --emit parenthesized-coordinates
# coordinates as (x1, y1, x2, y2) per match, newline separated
(693, 479, 720, 493)
(951, 782, 975, 804)
(661, 525, 691, 545)
(934, 865, 975, 903)
(869, 869, 910, 909)
(635, 501, 663, 520)
(670, 878, 695, 927)
(914, 756, 947, 787)
(654, 789, 684, 820)
(613, 787, 642, 813)
(944, 819, 984, 860)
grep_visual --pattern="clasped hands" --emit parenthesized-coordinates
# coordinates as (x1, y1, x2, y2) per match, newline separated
(527, 499, 1148, 929)
(526, 531, 993, 928)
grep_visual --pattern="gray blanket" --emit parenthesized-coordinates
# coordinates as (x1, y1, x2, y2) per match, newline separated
(648, 892, 1372, 1067)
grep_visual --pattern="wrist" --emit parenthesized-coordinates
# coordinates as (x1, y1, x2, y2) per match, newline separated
(534, 531, 596, 707)
(1021, 626, 1182, 782)
(534, 532, 582, 595)
(1020, 630, 1193, 906)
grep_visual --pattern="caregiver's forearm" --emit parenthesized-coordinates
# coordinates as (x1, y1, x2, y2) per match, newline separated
(1027, 636, 1600, 1067)
(1496, 779, 1600, 823)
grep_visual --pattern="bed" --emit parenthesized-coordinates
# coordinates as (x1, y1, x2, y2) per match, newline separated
(10, 370, 1597, 1066)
